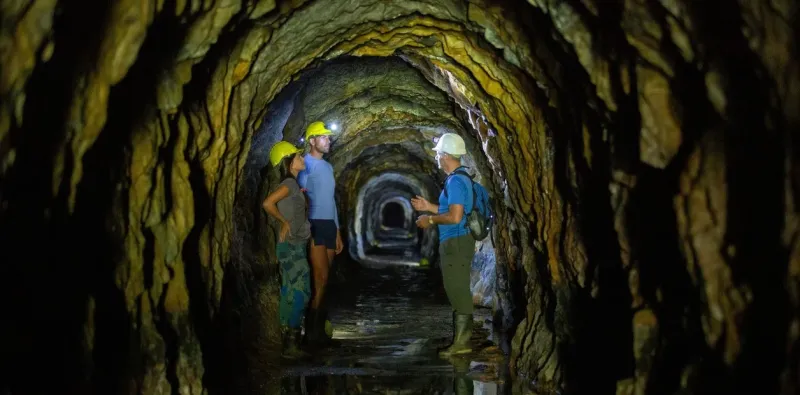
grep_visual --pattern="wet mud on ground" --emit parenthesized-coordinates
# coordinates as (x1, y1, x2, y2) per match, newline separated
(241, 263, 531, 394)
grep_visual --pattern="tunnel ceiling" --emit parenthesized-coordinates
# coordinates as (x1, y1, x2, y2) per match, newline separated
(281, 56, 462, 146)
(263, 55, 462, 220)
(1, 0, 798, 394)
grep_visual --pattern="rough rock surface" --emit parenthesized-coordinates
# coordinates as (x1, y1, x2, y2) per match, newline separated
(0, 0, 797, 394)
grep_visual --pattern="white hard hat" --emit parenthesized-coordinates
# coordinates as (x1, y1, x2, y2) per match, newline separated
(433, 133, 466, 155)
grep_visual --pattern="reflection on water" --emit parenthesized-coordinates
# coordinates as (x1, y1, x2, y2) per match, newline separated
(241, 265, 541, 394)
(276, 371, 501, 394)
(269, 343, 512, 394)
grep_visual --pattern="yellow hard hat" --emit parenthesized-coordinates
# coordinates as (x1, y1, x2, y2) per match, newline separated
(305, 121, 333, 140)
(269, 141, 301, 167)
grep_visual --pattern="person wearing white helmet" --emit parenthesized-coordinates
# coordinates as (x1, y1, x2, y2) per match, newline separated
(411, 132, 476, 356)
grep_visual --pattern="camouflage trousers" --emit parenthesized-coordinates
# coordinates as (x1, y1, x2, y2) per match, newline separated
(277, 241, 311, 328)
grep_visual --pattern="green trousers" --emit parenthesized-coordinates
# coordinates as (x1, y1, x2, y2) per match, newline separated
(277, 241, 311, 328)
(439, 234, 475, 315)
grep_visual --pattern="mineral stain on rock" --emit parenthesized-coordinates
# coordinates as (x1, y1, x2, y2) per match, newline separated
(0, 0, 798, 394)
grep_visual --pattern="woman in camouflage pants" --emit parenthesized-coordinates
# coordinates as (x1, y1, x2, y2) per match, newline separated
(263, 141, 312, 359)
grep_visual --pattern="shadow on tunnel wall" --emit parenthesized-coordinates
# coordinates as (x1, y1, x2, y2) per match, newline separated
(222, 89, 309, 390)
(0, 3, 262, 392)
(0, 1, 796, 394)
(0, 2, 198, 393)
(686, 2, 791, 394)
(222, 160, 283, 389)
(525, 0, 797, 393)
(515, 3, 635, 393)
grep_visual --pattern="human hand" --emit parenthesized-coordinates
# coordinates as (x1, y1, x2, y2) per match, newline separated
(411, 195, 430, 212)
(416, 215, 433, 229)
(279, 222, 290, 242)
(335, 230, 344, 255)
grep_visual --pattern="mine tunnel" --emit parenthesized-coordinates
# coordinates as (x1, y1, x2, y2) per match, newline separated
(0, 1, 798, 394)
(380, 200, 406, 229)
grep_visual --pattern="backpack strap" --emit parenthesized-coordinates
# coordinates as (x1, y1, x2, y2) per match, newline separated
(443, 167, 475, 215)
(443, 168, 470, 197)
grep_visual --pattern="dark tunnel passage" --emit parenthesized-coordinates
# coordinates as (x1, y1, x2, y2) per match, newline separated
(348, 171, 439, 267)
(380, 200, 406, 229)
(0, 1, 798, 394)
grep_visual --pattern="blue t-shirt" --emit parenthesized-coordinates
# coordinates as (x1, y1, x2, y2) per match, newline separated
(437, 169, 473, 242)
(297, 155, 339, 227)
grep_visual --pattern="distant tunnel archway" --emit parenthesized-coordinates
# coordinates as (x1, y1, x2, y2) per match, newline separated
(380, 200, 407, 229)
(2, 1, 796, 393)
(350, 172, 438, 267)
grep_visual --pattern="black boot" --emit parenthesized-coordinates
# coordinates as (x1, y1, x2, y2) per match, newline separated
(281, 326, 308, 360)
(289, 327, 308, 358)
(439, 312, 473, 357)
(293, 327, 305, 349)
(304, 308, 319, 346)
(305, 308, 330, 349)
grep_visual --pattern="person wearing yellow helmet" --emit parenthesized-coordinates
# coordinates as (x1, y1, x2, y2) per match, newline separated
(297, 121, 342, 348)
(262, 141, 312, 359)
(304, 120, 334, 142)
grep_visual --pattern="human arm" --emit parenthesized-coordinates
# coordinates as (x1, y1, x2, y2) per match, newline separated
(333, 196, 340, 228)
(411, 195, 438, 214)
(415, 176, 468, 229)
(262, 185, 291, 241)
(415, 204, 464, 228)
(431, 204, 465, 224)
(297, 159, 310, 188)
(335, 229, 343, 254)
(334, 197, 343, 254)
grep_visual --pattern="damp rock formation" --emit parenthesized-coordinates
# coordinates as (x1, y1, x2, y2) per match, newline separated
(1, 0, 798, 394)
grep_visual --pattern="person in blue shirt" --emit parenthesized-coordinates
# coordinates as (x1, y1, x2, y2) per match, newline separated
(297, 121, 343, 348)
(412, 133, 476, 357)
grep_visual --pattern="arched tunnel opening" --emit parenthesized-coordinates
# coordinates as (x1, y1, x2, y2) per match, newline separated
(1, 1, 798, 395)
(380, 201, 406, 229)
(350, 171, 439, 266)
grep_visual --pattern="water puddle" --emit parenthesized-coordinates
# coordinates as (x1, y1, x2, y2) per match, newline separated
(241, 265, 540, 394)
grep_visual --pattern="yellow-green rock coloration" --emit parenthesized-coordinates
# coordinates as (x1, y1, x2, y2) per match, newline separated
(0, 0, 797, 394)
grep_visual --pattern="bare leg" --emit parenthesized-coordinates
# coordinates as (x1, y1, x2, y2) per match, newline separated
(326, 249, 335, 266)
(320, 248, 337, 341)
(309, 239, 330, 309)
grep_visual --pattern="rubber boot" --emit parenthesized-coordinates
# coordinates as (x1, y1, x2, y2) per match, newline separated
(288, 327, 309, 359)
(438, 312, 473, 357)
(281, 326, 308, 360)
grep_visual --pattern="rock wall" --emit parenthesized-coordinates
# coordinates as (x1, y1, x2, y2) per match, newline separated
(0, 0, 797, 394)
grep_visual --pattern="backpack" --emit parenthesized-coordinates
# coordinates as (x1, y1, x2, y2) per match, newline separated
(443, 168, 493, 240)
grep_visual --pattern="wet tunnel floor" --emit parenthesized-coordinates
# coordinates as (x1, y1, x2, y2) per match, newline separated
(265, 264, 514, 394)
